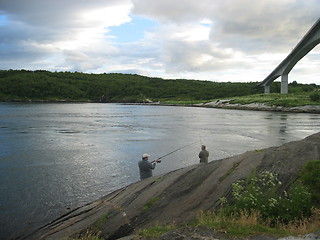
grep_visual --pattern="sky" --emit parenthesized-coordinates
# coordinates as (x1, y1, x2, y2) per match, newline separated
(0, 0, 319, 84)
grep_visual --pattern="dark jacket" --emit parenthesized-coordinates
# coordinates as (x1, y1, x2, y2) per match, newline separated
(199, 149, 209, 163)
(138, 160, 156, 179)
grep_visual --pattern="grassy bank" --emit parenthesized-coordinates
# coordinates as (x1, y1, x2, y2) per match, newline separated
(137, 209, 320, 239)
(161, 92, 320, 108)
(229, 93, 320, 107)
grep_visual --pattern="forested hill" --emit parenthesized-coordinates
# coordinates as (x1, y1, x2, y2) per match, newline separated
(0, 70, 317, 102)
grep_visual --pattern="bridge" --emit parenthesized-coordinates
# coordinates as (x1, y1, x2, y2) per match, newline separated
(258, 18, 320, 93)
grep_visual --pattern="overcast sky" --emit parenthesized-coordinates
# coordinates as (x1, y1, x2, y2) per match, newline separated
(0, 0, 319, 84)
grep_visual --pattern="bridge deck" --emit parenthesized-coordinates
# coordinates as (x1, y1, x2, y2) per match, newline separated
(258, 18, 320, 93)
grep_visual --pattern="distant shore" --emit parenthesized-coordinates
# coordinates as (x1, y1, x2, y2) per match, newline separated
(125, 100, 320, 114)
(1, 99, 320, 113)
(195, 100, 320, 113)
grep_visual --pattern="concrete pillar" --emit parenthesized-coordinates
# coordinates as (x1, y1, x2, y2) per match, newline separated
(281, 74, 288, 94)
(264, 85, 270, 94)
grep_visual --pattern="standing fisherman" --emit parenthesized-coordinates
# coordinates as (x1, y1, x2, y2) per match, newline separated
(138, 153, 160, 180)
(199, 145, 209, 163)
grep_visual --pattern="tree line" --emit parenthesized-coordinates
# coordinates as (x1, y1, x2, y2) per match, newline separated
(0, 70, 318, 102)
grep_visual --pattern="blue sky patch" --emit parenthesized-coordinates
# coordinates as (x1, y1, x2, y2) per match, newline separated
(109, 15, 157, 43)
(0, 15, 8, 25)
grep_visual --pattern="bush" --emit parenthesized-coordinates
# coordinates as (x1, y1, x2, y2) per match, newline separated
(225, 170, 312, 223)
(300, 160, 320, 207)
(310, 93, 320, 102)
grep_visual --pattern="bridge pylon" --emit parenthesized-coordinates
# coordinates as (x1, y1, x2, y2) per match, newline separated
(258, 18, 320, 93)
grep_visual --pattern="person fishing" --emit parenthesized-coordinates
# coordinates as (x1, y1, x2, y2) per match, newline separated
(138, 141, 196, 179)
(138, 153, 161, 180)
(199, 145, 209, 163)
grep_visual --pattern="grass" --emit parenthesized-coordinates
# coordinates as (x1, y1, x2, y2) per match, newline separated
(138, 224, 176, 239)
(135, 208, 320, 239)
(193, 209, 320, 238)
(70, 230, 103, 240)
(229, 93, 320, 107)
(161, 99, 207, 105)
(136, 166, 320, 239)
(219, 162, 240, 183)
(73, 162, 320, 240)
(142, 197, 159, 211)
(94, 213, 109, 231)
(160, 92, 320, 108)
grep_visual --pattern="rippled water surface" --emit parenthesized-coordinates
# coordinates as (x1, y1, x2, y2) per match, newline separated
(0, 103, 319, 239)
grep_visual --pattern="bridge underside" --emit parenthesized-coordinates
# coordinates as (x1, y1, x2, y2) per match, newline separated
(258, 18, 320, 93)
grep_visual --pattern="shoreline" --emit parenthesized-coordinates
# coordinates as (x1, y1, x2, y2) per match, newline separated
(196, 100, 320, 113)
(125, 100, 320, 114)
(1, 99, 320, 114)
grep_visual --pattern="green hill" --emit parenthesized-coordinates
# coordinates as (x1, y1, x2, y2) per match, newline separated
(0, 69, 318, 103)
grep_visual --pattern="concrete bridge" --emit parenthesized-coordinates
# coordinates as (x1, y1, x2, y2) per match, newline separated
(258, 18, 320, 93)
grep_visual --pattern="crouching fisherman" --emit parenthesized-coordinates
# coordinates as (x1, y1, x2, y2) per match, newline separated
(138, 153, 160, 180)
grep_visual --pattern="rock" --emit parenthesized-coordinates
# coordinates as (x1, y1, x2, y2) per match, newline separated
(159, 227, 278, 240)
(18, 132, 320, 240)
(277, 231, 320, 240)
(202, 101, 320, 113)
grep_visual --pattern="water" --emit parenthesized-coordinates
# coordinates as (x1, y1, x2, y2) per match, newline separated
(0, 103, 319, 239)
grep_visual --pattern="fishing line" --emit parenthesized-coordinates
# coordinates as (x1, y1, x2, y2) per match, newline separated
(154, 141, 198, 162)
(199, 133, 202, 146)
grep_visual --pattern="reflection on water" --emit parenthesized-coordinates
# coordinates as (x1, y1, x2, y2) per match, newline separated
(0, 103, 319, 239)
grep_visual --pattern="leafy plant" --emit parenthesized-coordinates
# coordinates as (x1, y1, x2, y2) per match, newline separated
(137, 166, 320, 239)
(310, 93, 320, 102)
(300, 160, 320, 207)
(224, 170, 312, 223)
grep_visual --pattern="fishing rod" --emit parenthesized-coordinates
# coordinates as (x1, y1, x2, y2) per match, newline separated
(152, 141, 197, 163)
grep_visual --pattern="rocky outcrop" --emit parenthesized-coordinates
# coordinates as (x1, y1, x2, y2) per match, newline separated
(18, 132, 320, 240)
(197, 100, 320, 113)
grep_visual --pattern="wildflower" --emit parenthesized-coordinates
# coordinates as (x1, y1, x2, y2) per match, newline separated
(220, 197, 227, 205)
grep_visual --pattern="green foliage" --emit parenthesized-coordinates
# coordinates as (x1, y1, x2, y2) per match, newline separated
(138, 224, 176, 238)
(138, 165, 320, 239)
(70, 230, 103, 240)
(0, 70, 319, 103)
(0, 69, 262, 102)
(300, 160, 320, 207)
(219, 162, 240, 182)
(194, 209, 320, 239)
(230, 93, 320, 107)
(196, 210, 288, 238)
(310, 93, 320, 102)
(143, 196, 159, 211)
(94, 214, 109, 230)
(225, 170, 312, 223)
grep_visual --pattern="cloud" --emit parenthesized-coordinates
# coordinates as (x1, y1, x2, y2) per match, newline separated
(0, 0, 131, 27)
(0, 0, 319, 84)
(131, 0, 320, 82)
(0, 0, 133, 71)
(133, 0, 320, 52)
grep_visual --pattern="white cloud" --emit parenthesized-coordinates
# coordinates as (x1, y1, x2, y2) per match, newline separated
(0, 0, 319, 84)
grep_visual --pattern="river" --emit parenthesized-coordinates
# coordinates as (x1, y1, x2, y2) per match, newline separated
(0, 103, 319, 239)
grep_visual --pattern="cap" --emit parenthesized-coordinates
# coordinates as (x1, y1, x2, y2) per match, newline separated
(142, 153, 150, 158)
